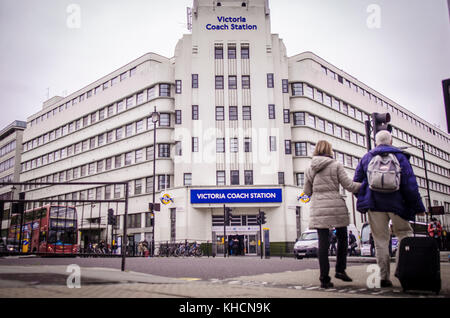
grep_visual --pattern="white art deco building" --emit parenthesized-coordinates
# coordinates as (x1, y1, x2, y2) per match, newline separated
(19, 0, 450, 255)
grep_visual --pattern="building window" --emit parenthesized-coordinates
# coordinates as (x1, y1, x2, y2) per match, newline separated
(192, 105, 199, 120)
(158, 144, 170, 158)
(126, 96, 135, 109)
(230, 138, 238, 153)
(216, 171, 226, 186)
(268, 104, 276, 119)
(175, 141, 182, 156)
(278, 172, 285, 185)
(159, 113, 170, 127)
(146, 146, 154, 160)
(116, 127, 123, 140)
(244, 170, 253, 185)
(308, 115, 316, 128)
(296, 173, 305, 187)
(215, 76, 224, 89)
(216, 138, 225, 153)
(159, 84, 170, 97)
(158, 175, 170, 190)
(292, 83, 303, 96)
(125, 124, 133, 137)
(229, 106, 238, 120)
(244, 138, 252, 153)
(184, 173, 192, 186)
(134, 179, 142, 195)
(136, 120, 144, 134)
(269, 136, 277, 152)
(192, 137, 199, 152)
(137, 91, 144, 104)
(242, 76, 250, 89)
(304, 84, 314, 99)
(146, 177, 154, 193)
(285, 140, 292, 155)
(317, 118, 325, 131)
(228, 76, 237, 89)
(267, 73, 274, 88)
(216, 106, 225, 121)
(175, 110, 182, 124)
(125, 152, 133, 165)
(241, 45, 249, 59)
(228, 44, 236, 59)
(215, 46, 224, 59)
(175, 80, 182, 94)
(135, 149, 143, 163)
(192, 74, 199, 88)
(295, 142, 307, 156)
(283, 109, 290, 123)
(230, 170, 240, 185)
(293, 112, 305, 125)
(282, 79, 289, 93)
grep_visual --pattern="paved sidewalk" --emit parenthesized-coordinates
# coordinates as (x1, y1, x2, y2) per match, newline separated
(0, 261, 448, 298)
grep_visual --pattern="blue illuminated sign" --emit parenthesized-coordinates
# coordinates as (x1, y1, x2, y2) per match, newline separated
(190, 189, 282, 204)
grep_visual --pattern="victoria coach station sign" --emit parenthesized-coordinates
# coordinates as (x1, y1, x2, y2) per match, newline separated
(190, 189, 282, 204)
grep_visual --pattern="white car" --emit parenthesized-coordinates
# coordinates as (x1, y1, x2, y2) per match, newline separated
(294, 230, 319, 259)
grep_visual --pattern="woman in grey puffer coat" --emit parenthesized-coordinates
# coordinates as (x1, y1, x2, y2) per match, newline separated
(304, 140, 361, 288)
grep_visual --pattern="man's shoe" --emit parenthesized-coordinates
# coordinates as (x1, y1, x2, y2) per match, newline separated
(380, 279, 393, 288)
(320, 281, 334, 289)
(335, 272, 353, 282)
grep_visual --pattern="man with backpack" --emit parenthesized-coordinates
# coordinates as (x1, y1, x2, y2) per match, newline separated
(353, 130, 425, 287)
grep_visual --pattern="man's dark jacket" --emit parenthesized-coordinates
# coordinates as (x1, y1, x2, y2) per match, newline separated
(353, 144, 425, 221)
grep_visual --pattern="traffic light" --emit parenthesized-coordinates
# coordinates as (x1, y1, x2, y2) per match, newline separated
(107, 208, 116, 225)
(371, 112, 392, 140)
(224, 207, 233, 225)
(257, 210, 266, 225)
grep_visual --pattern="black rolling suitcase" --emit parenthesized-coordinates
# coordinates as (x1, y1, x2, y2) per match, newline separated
(396, 234, 441, 294)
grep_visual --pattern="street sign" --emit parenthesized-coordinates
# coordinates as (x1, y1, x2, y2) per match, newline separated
(430, 206, 445, 215)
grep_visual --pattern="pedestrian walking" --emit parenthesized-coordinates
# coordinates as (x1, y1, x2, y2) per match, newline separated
(348, 231, 357, 256)
(428, 218, 443, 251)
(353, 130, 425, 287)
(303, 140, 361, 289)
(329, 229, 337, 256)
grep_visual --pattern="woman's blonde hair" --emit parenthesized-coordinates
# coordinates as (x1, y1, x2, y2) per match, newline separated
(313, 140, 334, 157)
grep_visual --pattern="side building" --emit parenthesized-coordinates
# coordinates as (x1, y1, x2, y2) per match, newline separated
(19, 0, 450, 255)
(0, 120, 26, 243)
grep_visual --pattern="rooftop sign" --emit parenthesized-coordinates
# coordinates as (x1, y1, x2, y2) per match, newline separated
(206, 16, 257, 30)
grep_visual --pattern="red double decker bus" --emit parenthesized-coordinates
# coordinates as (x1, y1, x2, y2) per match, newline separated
(9, 205, 78, 254)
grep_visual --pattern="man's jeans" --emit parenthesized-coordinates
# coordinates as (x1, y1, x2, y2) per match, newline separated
(368, 211, 413, 281)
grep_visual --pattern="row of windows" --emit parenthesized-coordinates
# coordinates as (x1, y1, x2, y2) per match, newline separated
(291, 82, 370, 123)
(23, 145, 171, 192)
(320, 64, 450, 145)
(391, 127, 449, 162)
(0, 140, 16, 159)
(291, 82, 450, 161)
(24, 83, 172, 153)
(0, 173, 14, 184)
(409, 154, 450, 178)
(21, 113, 172, 173)
(0, 157, 15, 173)
(292, 112, 367, 147)
(416, 177, 450, 196)
(214, 43, 250, 60)
(216, 170, 254, 186)
(29, 66, 138, 128)
(215, 75, 250, 90)
(24, 175, 171, 211)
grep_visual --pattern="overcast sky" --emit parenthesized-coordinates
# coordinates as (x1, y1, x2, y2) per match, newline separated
(0, 0, 449, 133)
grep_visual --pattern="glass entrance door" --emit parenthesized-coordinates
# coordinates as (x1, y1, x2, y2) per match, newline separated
(247, 234, 257, 255)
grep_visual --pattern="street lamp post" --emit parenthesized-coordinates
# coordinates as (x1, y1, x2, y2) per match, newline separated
(151, 107, 160, 257)
(400, 144, 431, 224)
